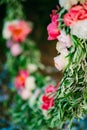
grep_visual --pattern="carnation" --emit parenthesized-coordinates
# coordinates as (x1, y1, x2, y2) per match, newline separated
(71, 20, 87, 39)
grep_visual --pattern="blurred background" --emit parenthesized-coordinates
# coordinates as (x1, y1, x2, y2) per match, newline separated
(0, 0, 61, 80)
(0, 0, 61, 129)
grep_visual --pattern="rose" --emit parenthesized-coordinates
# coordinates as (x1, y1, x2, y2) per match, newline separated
(57, 30, 72, 49)
(47, 10, 60, 40)
(64, 4, 87, 26)
(54, 49, 69, 71)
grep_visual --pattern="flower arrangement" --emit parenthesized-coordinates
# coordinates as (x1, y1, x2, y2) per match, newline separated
(2, 0, 87, 129)
(46, 0, 87, 129)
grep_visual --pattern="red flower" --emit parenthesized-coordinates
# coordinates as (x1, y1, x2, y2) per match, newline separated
(14, 70, 29, 89)
(64, 4, 87, 26)
(41, 85, 57, 111)
(47, 10, 60, 40)
(41, 95, 54, 110)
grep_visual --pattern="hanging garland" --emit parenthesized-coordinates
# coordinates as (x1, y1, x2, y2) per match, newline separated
(1, 0, 57, 129)
(45, 0, 87, 129)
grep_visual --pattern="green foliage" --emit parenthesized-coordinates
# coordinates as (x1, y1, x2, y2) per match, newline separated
(58, 8, 70, 34)
(9, 76, 54, 130)
(6, 39, 41, 77)
(0, 0, 26, 19)
(48, 36, 87, 129)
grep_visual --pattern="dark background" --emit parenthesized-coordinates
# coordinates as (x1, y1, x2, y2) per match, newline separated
(0, 0, 61, 79)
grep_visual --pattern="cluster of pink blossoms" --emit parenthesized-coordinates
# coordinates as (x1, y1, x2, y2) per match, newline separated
(47, 9, 72, 71)
(46, 0, 87, 112)
(3, 20, 32, 56)
(64, 3, 87, 26)
(14, 70, 36, 100)
(14, 70, 29, 89)
(41, 85, 57, 111)
(47, 0, 87, 73)
(63, 1, 87, 39)
(47, 10, 60, 40)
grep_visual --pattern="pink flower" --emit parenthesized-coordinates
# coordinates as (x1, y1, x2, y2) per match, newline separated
(19, 88, 32, 100)
(14, 70, 29, 89)
(45, 85, 57, 93)
(10, 43, 22, 56)
(64, 4, 87, 26)
(9, 20, 32, 42)
(47, 10, 60, 40)
(47, 23, 60, 40)
(50, 10, 59, 24)
(57, 30, 72, 48)
(41, 85, 57, 111)
(41, 95, 54, 110)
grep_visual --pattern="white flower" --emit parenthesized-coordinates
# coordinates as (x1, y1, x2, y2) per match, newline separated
(27, 63, 38, 73)
(25, 76, 36, 91)
(20, 88, 32, 100)
(71, 20, 87, 39)
(54, 49, 69, 71)
(3, 22, 12, 39)
(56, 41, 66, 53)
(2, 20, 18, 39)
(57, 30, 72, 49)
(61, 48, 69, 56)
(59, 0, 84, 10)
